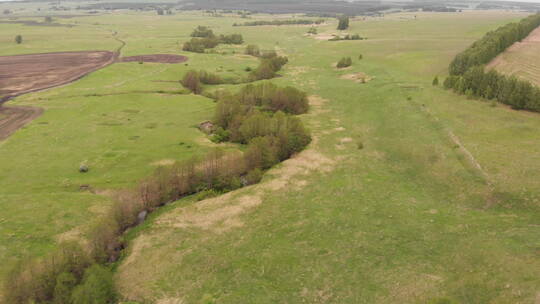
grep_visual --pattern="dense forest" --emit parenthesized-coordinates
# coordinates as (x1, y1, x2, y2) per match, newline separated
(445, 13, 540, 112)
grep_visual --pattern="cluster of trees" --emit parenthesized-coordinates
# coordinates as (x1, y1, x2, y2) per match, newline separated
(212, 83, 311, 162)
(337, 57, 352, 68)
(444, 66, 540, 112)
(181, 69, 240, 93)
(183, 26, 244, 53)
(449, 13, 540, 75)
(156, 8, 173, 15)
(337, 15, 349, 30)
(4, 239, 116, 304)
(329, 34, 365, 41)
(234, 19, 324, 26)
(248, 51, 288, 81)
(444, 13, 540, 112)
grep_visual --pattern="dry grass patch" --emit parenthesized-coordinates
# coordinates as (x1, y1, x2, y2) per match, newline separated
(341, 72, 372, 83)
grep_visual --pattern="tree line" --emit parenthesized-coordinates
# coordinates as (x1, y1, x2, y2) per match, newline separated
(449, 13, 540, 75)
(183, 26, 244, 53)
(444, 13, 540, 112)
(444, 66, 540, 112)
(233, 19, 324, 26)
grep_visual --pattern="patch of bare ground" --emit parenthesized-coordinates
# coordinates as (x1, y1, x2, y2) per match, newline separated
(341, 72, 372, 83)
(0, 51, 115, 101)
(120, 54, 188, 64)
(0, 106, 43, 141)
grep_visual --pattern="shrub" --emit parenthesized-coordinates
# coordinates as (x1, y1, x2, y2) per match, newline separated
(432, 75, 439, 86)
(71, 265, 115, 304)
(336, 57, 352, 68)
(15, 35, 22, 44)
(307, 27, 317, 34)
(181, 70, 202, 94)
(337, 15, 349, 30)
(191, 26, 215, 38)
(54, 272, 77, 304)
(198, 70, 223, 85)
(219, 33, 243, 44)
(245, 168, 263, 185)
(245, 44, 260, 56)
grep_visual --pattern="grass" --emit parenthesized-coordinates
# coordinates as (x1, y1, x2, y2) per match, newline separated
(1, 7, 539, 303)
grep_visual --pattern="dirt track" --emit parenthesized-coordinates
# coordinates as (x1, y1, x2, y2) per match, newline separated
(0, 106, 43, 141)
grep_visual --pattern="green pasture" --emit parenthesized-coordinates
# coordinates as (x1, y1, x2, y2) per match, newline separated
(0, 7, 539, 303)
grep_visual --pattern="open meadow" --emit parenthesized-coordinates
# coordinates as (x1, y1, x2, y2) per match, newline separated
(0, 5, 539, 304)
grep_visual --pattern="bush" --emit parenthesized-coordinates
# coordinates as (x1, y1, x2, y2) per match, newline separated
(181, 70, 202, 94)
(15, 35, 22, 44)
(191, 26, 215, 38)
(219, 33, 243, 44)
(432, 75, 439, 86)
(198, 70, 223, 85)
(245, 168, 263, 185)
(337, 15, 349, 30)
(336, 57, 352, 68)
(54, 272, 77, 304)
(71, 265, 115, 304)
(245, 44, 260, 57)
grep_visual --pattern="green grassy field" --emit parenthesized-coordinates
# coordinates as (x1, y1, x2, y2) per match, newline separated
(1, 7, 539, 304)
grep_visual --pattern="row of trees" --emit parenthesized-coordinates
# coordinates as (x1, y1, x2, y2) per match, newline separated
(444, 66, 540, 112)
(329, 34, 364, 41)
(444, 13, 540, 112)
(234, 19, 324, 26)
(449, 13, 540, 75)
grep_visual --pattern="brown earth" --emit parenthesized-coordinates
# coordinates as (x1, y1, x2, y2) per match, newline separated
(0, 50, 117, 141)
(120, 54, 188, 64)
(0, 106, 43, 141)
(0, 51, 116, 101)
(0, 50, 189, 141)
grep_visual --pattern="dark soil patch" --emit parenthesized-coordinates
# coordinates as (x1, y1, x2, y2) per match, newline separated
(120, 54, 188, 64)
(0, 51, 116, 102)
(0, 106, 43, 141)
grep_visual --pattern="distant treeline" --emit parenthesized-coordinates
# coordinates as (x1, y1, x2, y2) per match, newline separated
(449, 13, 540, 75)
(233, 19, 324, 26)
(444, 13, 540, 112)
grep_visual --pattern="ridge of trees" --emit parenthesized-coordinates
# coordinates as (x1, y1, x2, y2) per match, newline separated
(444, 13, 540, 112)
(449, 13, 540, 75)
(233, 19, 324, 26)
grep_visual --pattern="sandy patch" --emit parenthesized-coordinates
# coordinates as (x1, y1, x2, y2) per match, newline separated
(341, 72, 372, 83)
(151, 159, 176, 166)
